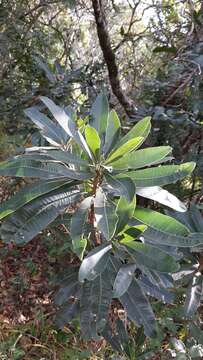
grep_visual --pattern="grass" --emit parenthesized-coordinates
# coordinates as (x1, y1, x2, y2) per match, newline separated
(0, 315, 106, 359)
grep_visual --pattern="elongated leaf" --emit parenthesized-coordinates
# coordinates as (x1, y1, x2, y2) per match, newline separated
(55, 295, 80, 329)
(137, 275, 174, 304)
(115, 117, 151, 149)
(34, 55, 56, 83)
(133, 208, 203, 247)
(85, 125, 101, 159)
(121, 240, 180, 273)
(70, 196, 92, 258)
(143, 270, 174, 289)
(79, 243, 112, 282)
(40, 96, 93, 160)
(0, 178, 75, 220)
(102, 323, 123, 353)
(26, 148, 90, 167)
(103, 110, 121, 156)
(127, 162, 196, 187)
(105, 174, 135, 202)
(105, 137, 144, 164)
(167, 203, 203, 233)
(102, 323, 122, 353)
(124, 225, 147, 238)
(40, 96, 72, 136)
(94, 188, 118, 240)
(1, 187, 81, 244)
(90, 93, 109, 136)
(136, 186, 187, 212)
(108, 255, 123, 284)
(134, 208, 190, 236)
(116, 196, 136, 234)
(80, 270, 112, 338)
(54, 271, 79, 306)
(24, 107, 68, 146)
(113, 264, 136, 297)
(184, 273, 203, 317)
(0, 158, 92, 180)
(120, 279, 156, 337)
(111, 146, 172, 170)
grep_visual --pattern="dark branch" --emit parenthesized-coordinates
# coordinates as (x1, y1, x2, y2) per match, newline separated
(91, 0, 136, 117)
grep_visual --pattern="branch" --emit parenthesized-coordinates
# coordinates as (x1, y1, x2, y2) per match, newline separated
(91, 0, 136, 117)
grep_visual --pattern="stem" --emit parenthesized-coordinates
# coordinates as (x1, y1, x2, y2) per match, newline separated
(88, 167, 103, 245)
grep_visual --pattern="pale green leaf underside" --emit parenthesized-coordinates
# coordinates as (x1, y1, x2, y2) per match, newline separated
(70, 196, 92, 258)
(94, 188, 118, 240)
(79, 243, 112, 282)
(136, 186, 187, 212)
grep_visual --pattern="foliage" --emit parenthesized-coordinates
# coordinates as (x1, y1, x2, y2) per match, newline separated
(0, 93, 202, 357)
(1, 0, 203, 358)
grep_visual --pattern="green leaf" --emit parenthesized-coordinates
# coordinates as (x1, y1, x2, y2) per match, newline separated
(54, 270, 79, 306)
(90, 93, 109, 136)
(55, 298, 80, 329)
(113, 264, 136, 297)
(0, 158, 92, 180)
(105, 137, 144, 164)
(121, 240, 180, 273)
(94, 188, 118, 240)
(34, 55, 56, 83)
(134, 208, 190, 236)
(26, 148, 90, 167)
(116, 196, 136, 234)
(103, 319, 134, 358)
(133, 208, 203, 247)
(40, 96, 72, 136)
(24, 106, 68, 146)
(103, 110, 121, 156)
(85, 125, 101, 159)
(124, 225, 147, 238)
(1, 187, 82, 244)
(70, 196, 92, 259)
(127, 162, 196, 187)
(136, 186, 187, 212)
(105, 174, 136, 201)
(40, 96, 93, 160)
(137, 275, 174, 304)
(80, 270, 112, 338)
(167, 203, 203, 233)
(115, 117, 151, 149)
(0, 178, 75, 220)
(120, 279, 156, 337)
(78, 243, 112, 282)
(110, 146, 172, 170)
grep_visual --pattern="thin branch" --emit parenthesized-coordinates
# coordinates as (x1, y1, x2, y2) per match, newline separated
(162, 70, 197, 106)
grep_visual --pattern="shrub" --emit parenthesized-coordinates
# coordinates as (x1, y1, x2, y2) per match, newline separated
(0, 94, 202, 356)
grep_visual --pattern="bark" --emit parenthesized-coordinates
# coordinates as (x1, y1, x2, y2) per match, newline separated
(91, 0, 136, 117)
